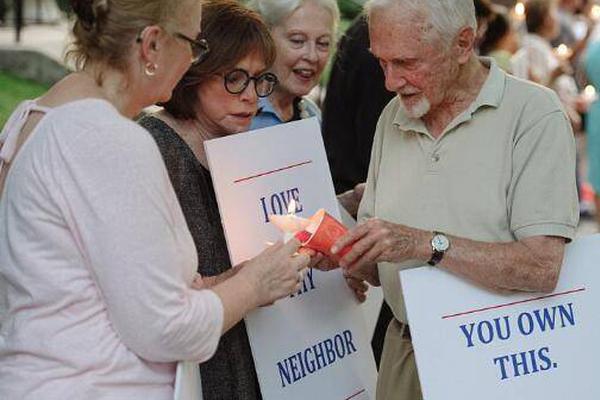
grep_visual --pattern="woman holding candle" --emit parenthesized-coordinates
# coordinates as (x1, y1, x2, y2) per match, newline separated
(138, 1, 308, 398)
(0, 0, 308, 399)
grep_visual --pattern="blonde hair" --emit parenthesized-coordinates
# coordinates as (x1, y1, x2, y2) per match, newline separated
(66, 0, 196, 72)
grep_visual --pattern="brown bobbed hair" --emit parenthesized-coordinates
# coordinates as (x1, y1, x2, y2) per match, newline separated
(66, 0, 197, 76)
(525, 0, 554, 34)
(162, 0, 276, 120)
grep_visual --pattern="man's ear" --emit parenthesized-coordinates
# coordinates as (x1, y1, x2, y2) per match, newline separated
(455, 26, 476, 64)
(138, 25, 163, 63)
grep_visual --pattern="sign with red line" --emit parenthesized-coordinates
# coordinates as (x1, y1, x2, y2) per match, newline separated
(401, 234, 600, 400)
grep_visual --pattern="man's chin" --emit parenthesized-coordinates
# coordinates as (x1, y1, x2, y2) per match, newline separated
(399, 96, 431, 119)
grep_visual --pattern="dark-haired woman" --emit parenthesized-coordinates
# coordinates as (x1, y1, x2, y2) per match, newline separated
(479, 6, 520, 72)
(0, 0, 309, 399)
(139, 2, 280, 397)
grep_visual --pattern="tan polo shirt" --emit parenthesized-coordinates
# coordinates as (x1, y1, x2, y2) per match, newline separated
(358, 58, 579, 323)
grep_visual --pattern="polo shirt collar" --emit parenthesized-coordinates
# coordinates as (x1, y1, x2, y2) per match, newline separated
(392, 57, 506, 134)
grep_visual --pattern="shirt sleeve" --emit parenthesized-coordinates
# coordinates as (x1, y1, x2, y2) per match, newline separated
(509, 109, 579, 241)
(51, 119, 223, 363)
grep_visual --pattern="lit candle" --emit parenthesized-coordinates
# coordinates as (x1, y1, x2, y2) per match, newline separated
(555, 44, 572, 60)
(514, 2, 525, 20)
(268, 199, 310, 242)
(584, 85, 598, 103)
(271, 207, 353, 260)
(591, 4, 600, 21)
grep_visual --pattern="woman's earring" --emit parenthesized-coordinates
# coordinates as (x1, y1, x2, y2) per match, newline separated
(144, 63, 158, 76)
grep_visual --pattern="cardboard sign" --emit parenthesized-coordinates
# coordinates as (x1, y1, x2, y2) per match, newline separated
(400, 234, 600, 400)
(204, 118, 377, 400)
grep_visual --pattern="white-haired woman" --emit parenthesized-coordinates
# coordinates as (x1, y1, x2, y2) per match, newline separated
(248, 0, 339, 129)
(248, 0, 372, 301)
(0, 0, 309, 398)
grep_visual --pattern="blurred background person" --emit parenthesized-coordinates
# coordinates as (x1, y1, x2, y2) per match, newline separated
(479, 5, 521, 72)
(0, 0, 309, 399)
(321, 14, 393, 196)
(139, 1, 280, 398)
(584, 40, 600, 228)
(474, 0, 494, 49)
(248, 0, 339, 129)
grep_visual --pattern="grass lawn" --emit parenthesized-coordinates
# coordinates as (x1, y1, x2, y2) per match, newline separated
(0, 72, 49, 127)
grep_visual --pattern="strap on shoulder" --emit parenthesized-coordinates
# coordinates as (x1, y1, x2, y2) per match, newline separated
(0, 100, 50, 196)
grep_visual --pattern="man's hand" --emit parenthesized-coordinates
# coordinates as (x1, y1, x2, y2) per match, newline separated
(332, 218, 422, 270)
(344, 273, 369, 303)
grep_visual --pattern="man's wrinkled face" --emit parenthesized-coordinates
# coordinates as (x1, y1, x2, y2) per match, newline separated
(369, 8, 458, 119)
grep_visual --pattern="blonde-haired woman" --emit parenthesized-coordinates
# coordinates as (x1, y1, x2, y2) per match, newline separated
(0, 0, 309, 399)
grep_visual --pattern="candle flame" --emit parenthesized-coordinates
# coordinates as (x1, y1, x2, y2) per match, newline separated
(555, 44, 572, 59)
(515, 2, 525, 16)
(584, 85, 598, 103)
(287, 199, 296, 215)
(591, 5, 600, 21)
(585, 85, 596, 97)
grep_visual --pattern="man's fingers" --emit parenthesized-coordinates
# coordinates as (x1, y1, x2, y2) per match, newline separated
(338, 232, 381, 267)
(349, 245, 384, 272)
(345, 277, 368, 303)
(331, 223, 370, 255)
(348, 278, 368, 293)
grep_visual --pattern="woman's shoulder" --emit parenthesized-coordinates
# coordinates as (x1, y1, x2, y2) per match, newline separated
(137, 113, 190, 156)
(46, 98, 149, 141)
(138, 113, 176, 136)
(41, 99, 166, 172)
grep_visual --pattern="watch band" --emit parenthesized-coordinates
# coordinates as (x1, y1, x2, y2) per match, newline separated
(427, 249, 444, 266)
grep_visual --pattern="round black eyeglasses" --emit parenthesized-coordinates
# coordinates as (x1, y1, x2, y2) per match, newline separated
(223, 69, 278, 98)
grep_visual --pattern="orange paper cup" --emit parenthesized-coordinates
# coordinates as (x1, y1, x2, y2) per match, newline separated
(298, 209, 352, 261)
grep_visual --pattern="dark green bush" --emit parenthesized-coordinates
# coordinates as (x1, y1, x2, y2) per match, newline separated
(55, 0, 71, 14)
(337, 0, 363, 20)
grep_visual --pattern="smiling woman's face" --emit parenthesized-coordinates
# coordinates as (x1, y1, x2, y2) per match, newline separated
(269, 1, 334, 99)
(194, 52, 267, 135)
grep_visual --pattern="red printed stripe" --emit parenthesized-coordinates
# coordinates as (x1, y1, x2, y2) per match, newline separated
(233, 160, 312, 184)
(441, 287, 586, 320)
(344, 389, 366, 400)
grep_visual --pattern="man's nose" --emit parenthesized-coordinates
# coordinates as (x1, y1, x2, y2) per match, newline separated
(384, 68, 407, 93)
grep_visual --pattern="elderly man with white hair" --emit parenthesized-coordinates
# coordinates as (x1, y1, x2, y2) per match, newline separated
(330, 0, 579, 399)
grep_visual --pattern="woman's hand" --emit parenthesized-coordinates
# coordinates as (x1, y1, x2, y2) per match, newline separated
(240, 239, 310, 306)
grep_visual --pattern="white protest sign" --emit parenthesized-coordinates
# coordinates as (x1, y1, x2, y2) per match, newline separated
(400, 234, 600, 400)
(204, 118, 377, 400)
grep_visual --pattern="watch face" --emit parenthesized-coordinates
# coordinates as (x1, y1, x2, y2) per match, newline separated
(432, 234, 450, 251)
